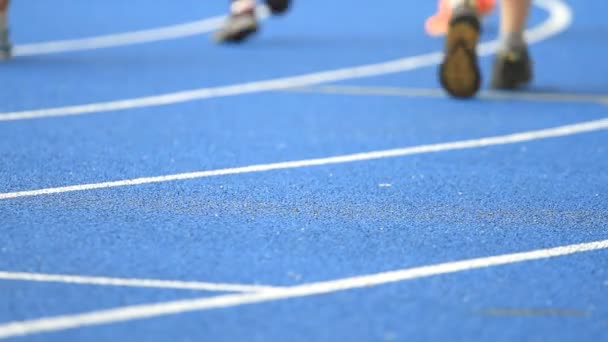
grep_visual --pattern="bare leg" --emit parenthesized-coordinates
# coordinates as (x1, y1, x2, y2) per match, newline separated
(501, 0, 531, 34)
(0, 0, 9, 28)
(499, 0, 531, 51)
(0, 0, 8, 13)
(490, 0, 533, 89)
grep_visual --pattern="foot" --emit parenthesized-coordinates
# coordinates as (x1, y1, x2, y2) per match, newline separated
(439, 8, 482, 98)
(214, 1, 258, 43)
(0, 28, 11, 60)
(491, 47, 533, 90)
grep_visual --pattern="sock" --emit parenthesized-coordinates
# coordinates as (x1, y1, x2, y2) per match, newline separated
(231, 0, 255, 15)
(0, 13, 7, 31)
(450, 0, 479, 18)
(450, 0, 476, 10)
(500, 31, 526, 52)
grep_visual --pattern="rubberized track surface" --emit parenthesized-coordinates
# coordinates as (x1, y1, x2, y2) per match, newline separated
(1, 1, 607, 341)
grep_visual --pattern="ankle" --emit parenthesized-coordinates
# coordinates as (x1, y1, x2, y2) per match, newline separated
(500, 31, 527, 52)
(451, 0, 480, 18)
(231, 0, 255, 16)
(0, 13, 7, 30)
(451, 0, 478, 11)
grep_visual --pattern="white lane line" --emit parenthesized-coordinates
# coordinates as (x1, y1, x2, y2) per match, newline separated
(13, 6, 270, 57)
(0, 271, 277, 293)
(0, 0, 571, 122)
(1, 239, 606, 339)
(1, 117, 607, 201)
(288, 85, 608, 104)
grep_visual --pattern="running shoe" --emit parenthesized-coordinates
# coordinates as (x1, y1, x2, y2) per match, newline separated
(439, 8, 481, 98)
(265, 0, 290, 15)
(214, 1, 258, 43)
(491, 46, 533, 90)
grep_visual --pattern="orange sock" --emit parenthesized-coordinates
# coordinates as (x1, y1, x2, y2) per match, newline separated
(425, 0, 496, 36)
(477, 0, 496, 14)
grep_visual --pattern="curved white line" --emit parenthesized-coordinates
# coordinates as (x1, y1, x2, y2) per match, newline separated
(1, 239, 606, 339)
(0, 2, 597, 338)
(2, 117, 607, 201)
(13, 6, 270, 57)
(0, 271, 277, 293)
(0, 0, 572, 122)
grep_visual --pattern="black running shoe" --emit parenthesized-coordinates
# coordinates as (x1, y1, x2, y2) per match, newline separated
(0, 28, 11, 60)
(265, 0, 290, 15)
(214, 9, 258, 43)
(439, 9, 481, 98)
(491, 47, 533, 90)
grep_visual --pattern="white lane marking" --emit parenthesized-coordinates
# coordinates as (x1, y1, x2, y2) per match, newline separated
(289, 85, 608, 104)
(0, 0, 571, 122)
(1, 239, 606, 339)
(13, 6, 270, 56)
(0, 271, 277, 293)
(1, 117, 607, 201)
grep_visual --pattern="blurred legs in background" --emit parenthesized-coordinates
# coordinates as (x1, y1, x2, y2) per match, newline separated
(214, 0, 291, 43)
(0, 0, 11, 60)
(438, 0, 533, 98)
(214, 0, 257, 43)
(492, 0, 533, 89)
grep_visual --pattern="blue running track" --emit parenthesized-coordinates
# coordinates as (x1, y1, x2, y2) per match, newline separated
(1, 0, 607, 341)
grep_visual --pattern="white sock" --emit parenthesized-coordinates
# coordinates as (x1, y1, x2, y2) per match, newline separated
(500, 31, 526, 52)
(231, 0, 255, 15)
(450, 0, 476, 10)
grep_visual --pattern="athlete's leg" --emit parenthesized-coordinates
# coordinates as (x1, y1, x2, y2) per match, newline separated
(0, 0, 8, 27)
(0, 0, 11, 60)
(500, 0, 531, 43)
(491, 0, 533, 89)
(438, 0, 533, 97)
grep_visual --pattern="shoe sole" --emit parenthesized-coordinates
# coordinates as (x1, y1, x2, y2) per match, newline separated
(217, 26, 257, 43)
(439, 17, 481, 98)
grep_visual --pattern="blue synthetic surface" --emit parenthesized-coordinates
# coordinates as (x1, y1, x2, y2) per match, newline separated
(1, 1, 607, 341)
